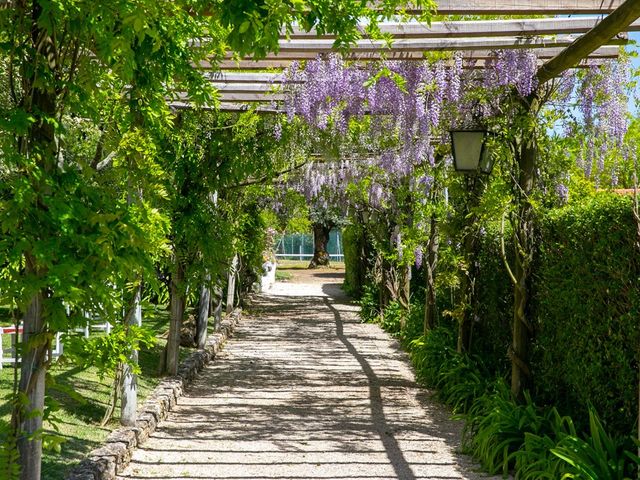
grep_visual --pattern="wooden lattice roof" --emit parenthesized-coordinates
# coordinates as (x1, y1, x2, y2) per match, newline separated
(176, 0, 640, 110)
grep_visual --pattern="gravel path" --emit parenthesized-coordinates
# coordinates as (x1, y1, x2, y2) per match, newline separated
(119, 269, 497, 480)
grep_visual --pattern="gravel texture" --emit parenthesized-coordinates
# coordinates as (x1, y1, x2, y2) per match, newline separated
(118, 269, 499, 480)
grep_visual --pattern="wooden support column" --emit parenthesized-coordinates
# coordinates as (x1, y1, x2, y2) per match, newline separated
(121, 284, 142, 426)
(226, 255, 238, 314)
(196, 275, 211, 349)
(508, 94, 539, 399)
(166, 262, 185, 375)
(16, 288, 46, 480)
(211, 285, 223, 331)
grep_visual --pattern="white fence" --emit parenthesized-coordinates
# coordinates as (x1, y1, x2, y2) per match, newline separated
(0, 317, 112, 369)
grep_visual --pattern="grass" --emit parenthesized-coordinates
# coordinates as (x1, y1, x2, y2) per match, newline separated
(276, 259, 345, 270)
(0, 305, 205, 479)
(275, 270, 293, 281)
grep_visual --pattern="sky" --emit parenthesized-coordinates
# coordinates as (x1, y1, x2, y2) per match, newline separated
(629, 32, 639, 115)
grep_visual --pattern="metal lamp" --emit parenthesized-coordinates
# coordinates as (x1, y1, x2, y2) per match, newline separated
(450, 129, 495, 175)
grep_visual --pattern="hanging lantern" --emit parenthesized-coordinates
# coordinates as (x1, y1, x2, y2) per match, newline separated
(449, 129, 495, 175)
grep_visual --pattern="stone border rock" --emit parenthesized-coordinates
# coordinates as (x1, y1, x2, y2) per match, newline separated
(65, 309, 242, 480)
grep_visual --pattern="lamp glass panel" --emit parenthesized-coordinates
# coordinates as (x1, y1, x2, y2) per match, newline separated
(479, 143, 494, 174)
(452, 131, 485, 172)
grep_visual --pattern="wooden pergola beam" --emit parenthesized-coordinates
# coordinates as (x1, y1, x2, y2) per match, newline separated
(174, 92, 285, 102)
(200, 1, 626, 18)
(538, 0, 640, 83)
(275, 33, 626, 53)
(211, 45, 621, 69)
(432, 0, 625, 14)
(169, 101, 279, 113)
(287, 17, 640, 39)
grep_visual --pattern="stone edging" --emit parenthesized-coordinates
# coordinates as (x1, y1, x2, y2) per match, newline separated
(65, 309, 242, 480)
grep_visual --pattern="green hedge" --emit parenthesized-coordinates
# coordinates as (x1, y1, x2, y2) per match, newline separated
(472, 193, 639, 436)
(472, 225, 514, 375)
(355, 193, 639, 437)
(343, 224, 367, 298)
(533, 194, 640, 435)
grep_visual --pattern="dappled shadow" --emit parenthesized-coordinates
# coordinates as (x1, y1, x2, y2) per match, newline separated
(120, 278, 498, 480)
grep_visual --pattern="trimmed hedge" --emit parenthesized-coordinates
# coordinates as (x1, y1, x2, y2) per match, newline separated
(471, 193, 639, 436)
(350, 193, 639, 437)
(533, 194, 640, 435)
(343, 224, 367, 298)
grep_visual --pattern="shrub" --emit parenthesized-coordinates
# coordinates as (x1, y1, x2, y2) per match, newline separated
(343, 224, 368, 298)
(549, 407, 639, 480)
(436, 353, 491, 414)
(464, 381, 563, 476)
(534, 194, 640, 435)
(408, 327, 456, 386)
(358, 282, 381, 323)
(471, 193, 639, 437)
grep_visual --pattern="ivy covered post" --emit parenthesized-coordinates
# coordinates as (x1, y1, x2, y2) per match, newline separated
(423, 211, 439, 334)
(506, 93, 540, 399)
(11, 5, 58, 477)
(423, 157, 445, 335)
(167, 261, 186, 375)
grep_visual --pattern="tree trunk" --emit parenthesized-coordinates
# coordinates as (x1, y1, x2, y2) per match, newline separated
(309, 223, 331, 268)
(196, 276, 210, 349)
(15, 290, 46, 480)
(121, 284, 142, 426)
(166, 262, 185, 376)
(424, 213, 439, 335)
(226, 255, 238, 314)
(211, 285, 223, 331)
(510, 98, 538, 399)
(15, 5, 58, 476)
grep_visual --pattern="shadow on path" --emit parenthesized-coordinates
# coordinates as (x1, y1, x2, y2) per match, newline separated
(118, 275, 499, 480)
(325, 297, 416, 480)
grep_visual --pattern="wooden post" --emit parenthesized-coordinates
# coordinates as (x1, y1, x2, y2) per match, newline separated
(212, 285, 223, 331)
(226, 255, 238, 314)
(196, 275, 211, 349)
(509, 95, 539, 399)
(15, 289, 46, 480)
(166, 262, 185, 375)
(121, 284, 142, 426)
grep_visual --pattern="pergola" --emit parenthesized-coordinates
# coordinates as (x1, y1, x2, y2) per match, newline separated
(173, 0, 640, 111)
(176, 0, 640, 400)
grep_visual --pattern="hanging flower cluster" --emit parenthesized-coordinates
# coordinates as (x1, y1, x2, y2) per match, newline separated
(569, 60, 631, 183)
(281, 50, 542, 199)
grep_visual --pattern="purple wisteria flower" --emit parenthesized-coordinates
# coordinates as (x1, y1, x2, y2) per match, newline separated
(555, 183, 569, 204)
(414, 246, 423, 269)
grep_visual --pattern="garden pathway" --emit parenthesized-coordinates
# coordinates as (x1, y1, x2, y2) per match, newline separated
(119, 268, 497, 480)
